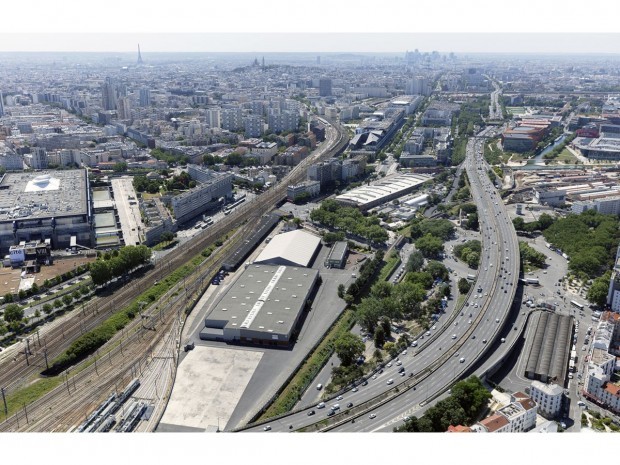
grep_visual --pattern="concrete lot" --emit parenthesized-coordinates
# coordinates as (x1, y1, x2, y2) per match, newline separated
(158, 345, 263, 432)
(111, 177, 144, 246)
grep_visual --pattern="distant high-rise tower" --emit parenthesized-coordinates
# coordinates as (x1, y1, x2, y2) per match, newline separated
(137, 44, 143, 65)
(139, 87, 151, 107)
(117, 96, 131, 120)
(101, 77, 117, 111)
(0, 91, 4, 117)
(262, 56, 265, 68)
(317, 56, 321, 65)
(319, 78, 332, 97)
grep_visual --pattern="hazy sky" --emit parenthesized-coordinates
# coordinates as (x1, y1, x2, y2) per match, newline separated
(1, 0, 619, 53)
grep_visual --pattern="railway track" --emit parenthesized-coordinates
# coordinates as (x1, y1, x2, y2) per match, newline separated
(0, 122, 348, 431)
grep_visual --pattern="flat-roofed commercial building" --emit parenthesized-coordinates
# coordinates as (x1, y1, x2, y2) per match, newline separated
(324, 241, 348, 269)
(0, 169, 91, 252)
(254, 230, 321, 268)
(200, 264, 319, 346)
(335, 173, 432, 211)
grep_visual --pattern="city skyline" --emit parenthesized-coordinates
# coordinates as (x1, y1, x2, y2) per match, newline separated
(1, 33, 620, 54)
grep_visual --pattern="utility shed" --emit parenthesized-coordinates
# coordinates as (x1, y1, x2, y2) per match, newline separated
(253, 229, 321, 268)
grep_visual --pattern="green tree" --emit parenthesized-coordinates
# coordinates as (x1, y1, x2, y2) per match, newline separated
(62, 294, 73, 306)
(334, 333, 365, 367)
(465, 251, 480, 268)
(380, 317, 392, 340)
(43, 303, 53, 315)
(425, 261, 449, 281)
(89, 260, 112, 286)
(337, 284, 345, 299)
(415, 234, 444, 259)
(588, 271, 612, 307)
(374, 325, 386, 348)
(458, 278, 471, 295)
(406, 251, 425, 272)
(113, 162, 128, 172)
(54, 299, 63, 309)
(3, 304, 24, 323)
(160, 231, 175, 243)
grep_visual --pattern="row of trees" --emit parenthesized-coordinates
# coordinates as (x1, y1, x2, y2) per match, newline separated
(345, 249, 385, 302)
(395, 376, 491, 432)
(310, 200, 389, 244)
(89, 245, 152, 286)
(518, 242, 547, 269)
(512, 212, 556, 234)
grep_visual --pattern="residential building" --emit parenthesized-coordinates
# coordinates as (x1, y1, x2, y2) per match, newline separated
(530, 381, 563, 418)
(286, 180, 320, 202)
(250, 142, 278, 164)
(268, 109, 299, 133)
(206, 108, 221, 128)
(30, 147, 48, 170)
(221, 107, 243, 131)
(117, 96, 131, 120)
(474, 393, 537, 433)
(244, 115, 264, 138)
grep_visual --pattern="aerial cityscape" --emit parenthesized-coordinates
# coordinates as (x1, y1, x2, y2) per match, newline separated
(2, 30, 620, 443)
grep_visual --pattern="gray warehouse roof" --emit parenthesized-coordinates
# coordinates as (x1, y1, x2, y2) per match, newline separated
(524, 311, 573, 383)
(204, 264, 319, 343)
(254, 229, 321, 268)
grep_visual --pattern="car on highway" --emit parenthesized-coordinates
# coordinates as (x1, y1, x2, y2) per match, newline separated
(316, 383, 322, 390)
(316, 402, 325, 409)
(369, 413, 377, 419)
(459, 357, 465, 363)
(425, 331, 431, 336)
(451, 334, 457, 339)
(336, 395, 343, 401)
(386, 379, 394, 385)
(501, 338, 506, 343)
(307, 410, 315, 416)
(411, 340, 418, 347)
(264, 425, 271, 431)
(327, 410, 335, 417)
(396, 361, 402, 366)
(331, 404, 340, 411)
(386, 362, 392, 368)
(495, 318, 500, 323)
(352, 387, 358, 392)
(362, 380, 368, 386)
(347, 402, 353, 408)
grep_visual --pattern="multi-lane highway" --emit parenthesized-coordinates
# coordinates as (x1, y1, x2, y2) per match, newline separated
(242, 132, 520, 433)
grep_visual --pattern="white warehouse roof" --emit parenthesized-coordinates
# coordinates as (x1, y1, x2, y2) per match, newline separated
(254, 229, 321, 268)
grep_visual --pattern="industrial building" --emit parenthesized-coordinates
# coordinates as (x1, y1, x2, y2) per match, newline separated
(254, 230, 321, 268)
(324, 241, 348, 269)
(523, 311, 573, 384)
(200, 264, 319, 346)
(0, 170, 91, 253)
(335, 173, 432, 211)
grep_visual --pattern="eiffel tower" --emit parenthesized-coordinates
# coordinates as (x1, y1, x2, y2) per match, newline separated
(137, 44, 143, 65)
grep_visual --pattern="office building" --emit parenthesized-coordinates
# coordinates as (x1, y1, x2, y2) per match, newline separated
(117, 96, 131, 120)
(171, 169, 232, 224)
(324, 241, 348, 269)
(319, 78, 332, 97)
(101, 77, 117, 111)
(139, 87, 151, 107)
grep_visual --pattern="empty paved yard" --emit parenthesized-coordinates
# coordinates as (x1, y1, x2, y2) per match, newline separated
(158, 346, 263, 432)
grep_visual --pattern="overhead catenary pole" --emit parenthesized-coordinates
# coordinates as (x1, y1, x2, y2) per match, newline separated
(1, 387, 8, 417)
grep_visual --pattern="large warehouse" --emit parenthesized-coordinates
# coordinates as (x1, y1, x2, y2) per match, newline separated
(200, 264, 319, 346)
(335, 172, 432, 210)
(0, 170, 91, 253)
(253, 229, 321, 268)
(524, 311, 573, 383)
